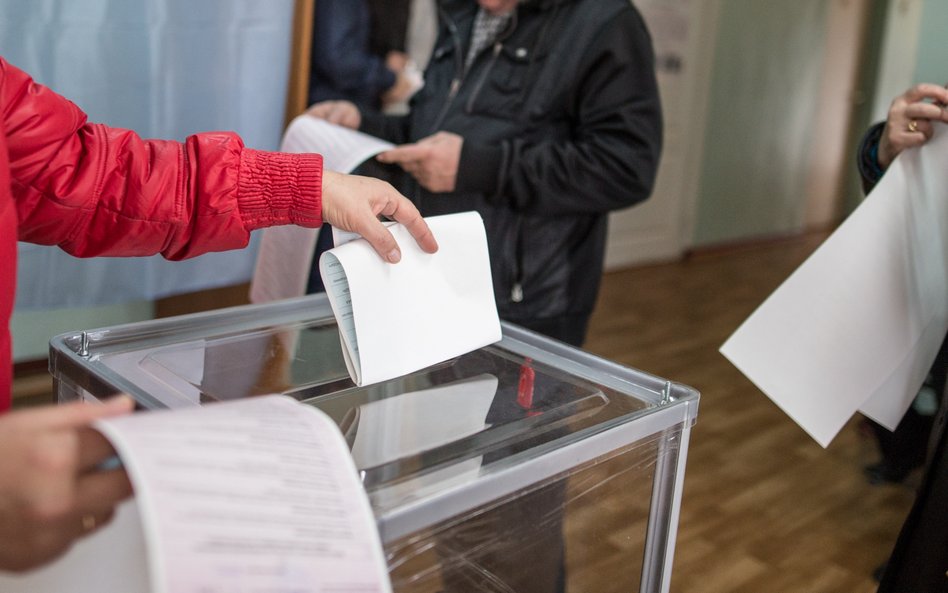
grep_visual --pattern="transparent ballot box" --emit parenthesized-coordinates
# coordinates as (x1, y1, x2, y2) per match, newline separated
(50, 295, 699, 593)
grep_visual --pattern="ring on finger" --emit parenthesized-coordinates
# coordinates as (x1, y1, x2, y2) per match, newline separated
(81, 514, 96, 532)
(908, 119, 919, 133)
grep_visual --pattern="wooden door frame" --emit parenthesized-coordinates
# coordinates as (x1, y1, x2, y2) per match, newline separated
(285, 0, 315, 128)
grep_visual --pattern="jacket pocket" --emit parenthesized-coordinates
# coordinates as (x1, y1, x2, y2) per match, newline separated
(467, 44, 547, 118)
(494, 213, 573, 320)
(493, 44, 545, 92)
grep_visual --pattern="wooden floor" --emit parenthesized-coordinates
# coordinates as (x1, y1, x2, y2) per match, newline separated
(584, 233, 915, 593)
(11, 233, 916, 592)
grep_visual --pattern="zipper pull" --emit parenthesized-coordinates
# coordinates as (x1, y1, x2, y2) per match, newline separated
(510, 282, 524, 303)
(448, 78, 461, 99)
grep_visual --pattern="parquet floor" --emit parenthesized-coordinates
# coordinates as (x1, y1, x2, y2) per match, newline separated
(584, 234, 916, 593)
(11, 233, 916, 592)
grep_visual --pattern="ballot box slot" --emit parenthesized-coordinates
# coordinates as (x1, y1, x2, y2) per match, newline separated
(359, 392, 609, 488)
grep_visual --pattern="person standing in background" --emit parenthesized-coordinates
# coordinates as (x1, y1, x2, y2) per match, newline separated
(309, 0, 663, 348)
(856, 82, 948, 593)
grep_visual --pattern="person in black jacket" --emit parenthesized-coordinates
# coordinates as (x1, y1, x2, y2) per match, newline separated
(856, 82, 948, 593)
(309, 0, 663, 347)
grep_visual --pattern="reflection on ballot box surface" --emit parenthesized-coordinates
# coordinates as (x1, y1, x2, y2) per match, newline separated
(50, 294, 699, 593)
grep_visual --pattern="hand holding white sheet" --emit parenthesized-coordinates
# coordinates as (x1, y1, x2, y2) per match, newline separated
(100, 396, 391, 593)
(320, 211, 502, 386)
(0, 397, 393, 593)
(720, 123, 948, 447)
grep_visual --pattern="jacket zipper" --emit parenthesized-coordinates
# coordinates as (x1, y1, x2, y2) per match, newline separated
(430, 8, 519, 133)
(466, 43, 503, 114)
(511, 217, 525, 303)
(431, 6, 526, 304)
(429, 9, 465, 134)
(430, 78, 462, 134)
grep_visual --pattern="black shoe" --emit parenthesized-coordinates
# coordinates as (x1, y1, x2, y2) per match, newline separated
(872, 561, 887, 582)
(864, 461, 911, 485)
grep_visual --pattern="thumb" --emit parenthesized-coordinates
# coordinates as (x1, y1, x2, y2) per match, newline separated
(28, 397, 135, 430)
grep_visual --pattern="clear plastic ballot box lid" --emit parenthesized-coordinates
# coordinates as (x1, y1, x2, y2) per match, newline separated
(50, 295, 699, 593)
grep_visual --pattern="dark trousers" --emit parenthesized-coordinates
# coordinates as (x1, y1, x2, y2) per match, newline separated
(877, 415, 948, 592)
(305, 223, 335, 294)
(877, 336, 948, 592)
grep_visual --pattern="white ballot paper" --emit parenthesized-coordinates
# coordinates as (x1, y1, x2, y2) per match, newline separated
(283, 114, 395, 175)
(320, 211, 502, 386)
(0, 396, 392, 593)
(250, 116, 395, 304)
(351, 374, 498, 466)
(351, 375, 498, 509)
(721, 123, 948, 447)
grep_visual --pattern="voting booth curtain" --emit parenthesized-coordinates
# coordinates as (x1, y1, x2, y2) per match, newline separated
(0, 0, 295, 310)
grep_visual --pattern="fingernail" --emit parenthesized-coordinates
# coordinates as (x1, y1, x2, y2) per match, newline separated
(106, 395, 134, 409)
(387, 249, 401, 263)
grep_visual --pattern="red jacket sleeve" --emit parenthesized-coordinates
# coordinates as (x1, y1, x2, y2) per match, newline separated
(1, 57, 323, 260)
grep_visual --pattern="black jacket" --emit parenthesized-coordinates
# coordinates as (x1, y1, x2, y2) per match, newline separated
(361, 0, 662, 323)
(856, 121, 885, 194)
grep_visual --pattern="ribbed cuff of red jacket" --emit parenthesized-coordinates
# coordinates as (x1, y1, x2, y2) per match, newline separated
(237, 149, 323, 230)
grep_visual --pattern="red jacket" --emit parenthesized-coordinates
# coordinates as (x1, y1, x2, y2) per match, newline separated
(0, 57, 324, 411)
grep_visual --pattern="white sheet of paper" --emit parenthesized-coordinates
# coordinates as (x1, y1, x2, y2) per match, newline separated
(250, 116, 394, 304)
(351, 374, 498, 466)
(351, 375, 497, 510)
(720, 123, 948, 447)
(282, 115, 395, 174)
(93, 396, 392, 593)
(320, 211, 502, 386)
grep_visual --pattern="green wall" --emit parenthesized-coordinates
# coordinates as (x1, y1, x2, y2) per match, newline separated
(693, 1, 829, 246)
(12, 301, 154, 362)
(915, 1, 948, 86)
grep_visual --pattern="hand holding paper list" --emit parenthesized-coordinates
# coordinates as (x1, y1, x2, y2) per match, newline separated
(720, 123, 948, 447)
(0, 397, 393, 593)
(320, 211, 502, 386)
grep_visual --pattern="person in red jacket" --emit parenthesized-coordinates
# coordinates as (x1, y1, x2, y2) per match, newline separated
(0, 56, 438, 572)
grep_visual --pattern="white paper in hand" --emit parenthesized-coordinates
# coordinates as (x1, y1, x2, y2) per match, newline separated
(320, 211, 502, 386)
(720, 123, 948, 447)
(96, 396, 392, 593)
(0, 396, 392, 593)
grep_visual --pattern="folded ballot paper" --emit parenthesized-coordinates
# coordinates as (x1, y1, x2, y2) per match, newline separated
(320, 211, 502, 386)
(0, 396, 392, 593)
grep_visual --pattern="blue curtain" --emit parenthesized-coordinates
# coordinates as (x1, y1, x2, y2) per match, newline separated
(0, 0, 295, 310)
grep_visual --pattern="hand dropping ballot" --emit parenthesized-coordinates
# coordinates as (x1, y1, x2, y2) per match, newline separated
(320, 211, 502, 386)
(720, 123, 948, 447)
